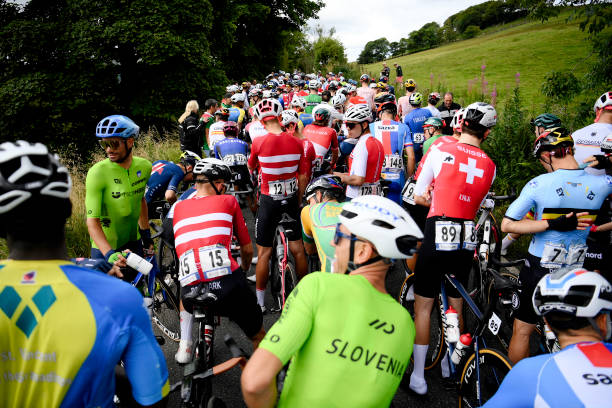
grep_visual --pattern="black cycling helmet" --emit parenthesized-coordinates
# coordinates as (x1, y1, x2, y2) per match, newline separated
(375, 93, 396, 115)
(305, 175, 345, 201)
(193, 158, 232, 195)
(180, 150, 201, 167)
(531, 113, 561, 129)
(533, 127, 574, 158)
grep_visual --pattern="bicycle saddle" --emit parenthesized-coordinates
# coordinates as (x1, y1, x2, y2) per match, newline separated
(488, 268, 521, 291)
(183, 283, 219, 308)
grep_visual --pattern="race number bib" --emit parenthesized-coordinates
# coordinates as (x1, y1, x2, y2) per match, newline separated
(566, 243, 588, 266)
(402, 179, 416, 205)
(383, 154, 403, 170)
(463, 221, 477, 251)
(179, 249, 199, 287)
(198, 245, 232, 281)
(412, 133, 425, 144)
(359, 182, 381, 196)
(435, 221, 461, 251)
(488, 312, 502, 336)
(268, 177, 298, 200)
(540, 242, 568, 269)
(222, 153, 247, 166)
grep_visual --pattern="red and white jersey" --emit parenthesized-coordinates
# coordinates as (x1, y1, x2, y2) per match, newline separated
(347, 134, 384, 198)
(415, 135, 458, 180)
(245, 120, 267, 143)
(356, 86, 376, 108)
(209, 121, 226, 149)
(248, 132, 307, 199)
(302, 124, 338, 159)
(173, 194, 250, 284)
(301, 138, 317, 181)
(415, 142, 496, 219)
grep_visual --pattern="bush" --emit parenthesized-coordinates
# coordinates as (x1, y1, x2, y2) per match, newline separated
(463, 25, 481, 39)
(541, 71, 582, 104)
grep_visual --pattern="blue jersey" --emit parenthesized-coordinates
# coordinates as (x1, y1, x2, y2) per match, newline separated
(145, 160, 185, 203)
(404, 107, 432, 155)
(0, 260, 169, 407)
(484, 342, 612, 408)
(505, 170, 612, 267)
(299, 112, 314, 126)
(214, 137, 250, 167)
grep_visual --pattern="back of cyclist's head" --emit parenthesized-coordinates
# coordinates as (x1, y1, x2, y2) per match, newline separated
(305, 175, 345, 203)
(312, 105, 332, 126)
(533, 266, 612, 341)
(205, 98, 218, 111)
(531, 113, 561, 131)
(408, 92, 422, 107)
(254, 98, 283, 125)
(0, 141, 72, 242)
(193, 158, 232, 195)
(223, 121, 239, 137)
(404, 79, 416, 92)
(461, 102, 497, 139)
(533, 127, 574, 160)
(180, 150, 201, 169)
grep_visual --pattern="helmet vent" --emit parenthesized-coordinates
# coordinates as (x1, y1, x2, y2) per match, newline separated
(340, 209, 357, 219)
(372, 219, 394, 229)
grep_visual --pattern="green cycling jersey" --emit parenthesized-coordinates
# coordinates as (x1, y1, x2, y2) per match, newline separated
(260, 273, 415, 408)
(304, 94, 322, 114)
(300, 201, 345, 273)
(85, 157, 152, 250)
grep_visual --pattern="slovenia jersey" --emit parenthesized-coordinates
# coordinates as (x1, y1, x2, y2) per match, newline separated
(347, 134, 384, 199)
(0, 260, 169, 407)
(145, 160, 185, 203)
(572, 122, 612, 176)
(214, 137, 250, 167)
(404, 107, 433, 160)
(483, 342, 612, 408)
(505, 170, 612, 267)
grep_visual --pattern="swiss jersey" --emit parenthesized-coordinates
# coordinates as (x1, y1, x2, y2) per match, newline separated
(248, 132, 307, 199)
(505, 169, 612, 263)
(304, 94, 322, 114)
(483, 342, 612, 408)
(298, 112, 313, 126)
(415, 142, 496, 219)
(259, 273, 415, 408)
(245, 120, 267, 143)
(85, 157, 152, 250)
(347, 134, 384, 199)
(370, 120, 412, 175)
(415, 135, 458, 180)
(145, 160, 185, 203)
(172, 195, 250, 284)
(404, 108, 433, 150)
(0, 260, 169, 407)
(208, 121, 226, 149)
(303, 124, 338, 165)
(300, 201, 345, 273)
(572, 122, 612, 176)
(214, 137, 250, 167)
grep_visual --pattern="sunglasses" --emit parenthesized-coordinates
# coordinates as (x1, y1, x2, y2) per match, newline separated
(345, 122, 360, 130)
(99, 139, 122, 150)
(333, 223, 363, 245)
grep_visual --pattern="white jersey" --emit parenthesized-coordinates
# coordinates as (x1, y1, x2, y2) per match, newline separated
(572, 122, 612, 175)
(426, 105, 441, 118)
(245, 120, 268, 143)
(208, 121, 226, 149)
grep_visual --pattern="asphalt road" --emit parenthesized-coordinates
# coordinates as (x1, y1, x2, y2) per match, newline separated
(156, 206, 457, 408)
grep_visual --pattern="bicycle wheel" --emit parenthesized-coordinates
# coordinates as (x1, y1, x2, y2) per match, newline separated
(398, 272, 446, 371)
(282, 256, 298, 304)
(157, 231, 178, 280)
(458, 348, 512, 407)
(190, 321, 213, 408)
(151, 274, 181, 342)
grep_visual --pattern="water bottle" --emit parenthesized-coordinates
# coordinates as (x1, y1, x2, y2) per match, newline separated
(125, 252, 153, 276)
(451, 333, 473, 365)
(445, 306, 460, 344)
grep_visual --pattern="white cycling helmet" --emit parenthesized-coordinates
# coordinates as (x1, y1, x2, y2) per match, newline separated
(254, 99, 283, 121)
(594, 91, 612, 113)
(450, 108, 465, 131)
(291, 95, 307, 110)
(331, 93, 346, 109)
(463, 102, 497, 130)
(344, 103, 372, 123)
(230, 93, 245, 103)
(308, 80, 320, 90)
(262, 90, 272, 99)
(281, 109, 299, 127)
(339, 195, 423, 260)
(226, 84, 240, 93)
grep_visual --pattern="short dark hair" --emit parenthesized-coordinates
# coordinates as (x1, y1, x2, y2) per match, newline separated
(321, 90, 331, 102)
(546, 312, 592, 333)
(461, 123, 487, 139)
(223, 92, 232, 99)
(205, 99, 218, 110)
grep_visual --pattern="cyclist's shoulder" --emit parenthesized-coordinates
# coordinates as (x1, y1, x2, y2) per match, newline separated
(573, 122, 612, 135)
(132, 156, 153, 170)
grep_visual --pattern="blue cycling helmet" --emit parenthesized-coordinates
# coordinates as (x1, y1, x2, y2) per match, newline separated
(96, 115, 140, 139)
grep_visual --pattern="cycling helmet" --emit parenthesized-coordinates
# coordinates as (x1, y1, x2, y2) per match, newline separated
(291, 95, 307, 110)
(270, 89, 279, 99)
(308, 80, 320, 90)
(359, 74, 370, 82)
(450, 108, 465, 131)
(344, 103, 372, 123)
(379, 76, 388, 83)
(376, 82, 387, 90)
(375, 93, 397, 114)
(227, 84, 240, 93)
(254, 98, 283, 121)
(179, 150, 202, 167)
(331, 93, 346, 109)
(408, 92, 423, 106)
(369, 82, 378, 89)
(266, 81, 276, 89)
(0, 141, 72, 215)
(230, 93, 245, 103)
(249, 88, 263, 99)
(404, 79, 416, 89)
(241, 81, 250, 88)
(328, 80, 339, 90)
(255, 83, 264, 89)
(463, 102, 497, 131)
(305, 175, 345, 201)
(215, 108, 230, 118)
(533, 127, 573, 158)
(281, 110, 299, 127)
(312, 104, 332, 124)
(428, 92, 441, 105)
(262, 90, 272, 99)
(533, 266, 612, 319)
(594, 91, 612, 113)
(193, 158, 232, 181)
(339, 195, 423, 259)
(532, 113, 561, 129)
(423, 117, 444, 129)
(223, 121, 239, 136)
(96, 115, 139, 139)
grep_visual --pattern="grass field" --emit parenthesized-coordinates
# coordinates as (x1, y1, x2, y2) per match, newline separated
(361, 12, 592, 110)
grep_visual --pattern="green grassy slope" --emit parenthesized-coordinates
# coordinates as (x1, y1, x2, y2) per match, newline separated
(361, 13, 591, 109)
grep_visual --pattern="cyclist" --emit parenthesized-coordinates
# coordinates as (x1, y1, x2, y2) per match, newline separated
(356, 74, 376, 108)
(421, 117, 445, 155)
(248, 88, 263, 117)
(290, 94, 313, 127)
(438, 92, 461, 135)
(425, 92, 442, 118)
(483, 267, 612, 407)
(145, 151, 198, 211)
(281, 109, 316, 181)
(370, 97, 415, 204)
(208, 108, 230, 149)
(303, 104, 339, 177)
(0, 141, 168, 407)
(242, 195, 422, 408)
(398, 78, 417, 120)
(228, 93, 247, 130)
(86, 115, 153, 272)
(574, 91, 612, 175)
(301, 175, 346, 273)
(410, 102, 498, 395)
(502, 127, 612, 364)
(200, 99, 219, 158)
(304, 80, 322, 114)
(248, 99, 309, 312)
(331, 92, 347, 114)
(333, 104, 385, 200)
(403, 92, 433, 163)
(178, 100, 205, 157)
(172, 158, 265, 363)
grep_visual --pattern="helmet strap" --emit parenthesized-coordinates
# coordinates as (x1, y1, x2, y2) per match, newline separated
(208, 180, 221, 195)
(344, 234, 384, 274)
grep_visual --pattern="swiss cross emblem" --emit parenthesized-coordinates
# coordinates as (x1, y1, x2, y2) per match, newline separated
(459, 158, 484, 184)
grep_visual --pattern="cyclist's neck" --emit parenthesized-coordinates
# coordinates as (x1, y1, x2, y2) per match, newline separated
(559, 334, 603, 350)
(349, 262, 390, 294)
(457, 133, 483, 148)
(114, 153, 133, 170)
(7, 237, 68, 260)
(263, 120, 283, 134)
(549, 156, 579, 172)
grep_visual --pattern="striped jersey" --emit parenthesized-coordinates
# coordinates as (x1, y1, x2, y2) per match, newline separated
(303, 124, 338, 160)
(172, 195, 250, 285)
(248, 132, 307, 199)
(370, 120, 412, 174)
(347, 134, 384, 199)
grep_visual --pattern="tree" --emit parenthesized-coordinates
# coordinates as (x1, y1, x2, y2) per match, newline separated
(313, 36, 347, 69)
(463, 25, 482, 39)
(357, 37, 390, 64)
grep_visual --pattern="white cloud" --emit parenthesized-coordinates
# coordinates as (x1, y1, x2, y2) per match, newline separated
(307, 0, 490, 61)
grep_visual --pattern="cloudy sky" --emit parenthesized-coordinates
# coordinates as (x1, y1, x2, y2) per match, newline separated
(307, 0, 489, 61)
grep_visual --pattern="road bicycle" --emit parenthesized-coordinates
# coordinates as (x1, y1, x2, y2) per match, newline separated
(269, 210, 299, 312)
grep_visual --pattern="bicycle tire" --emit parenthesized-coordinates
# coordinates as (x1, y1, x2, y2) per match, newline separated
(398, 272, 446, 371)
(282, 257, 298, 304)
(189, 320, 213, 408)
(458, 348, 512, 408)
(151, 274, 181, 342)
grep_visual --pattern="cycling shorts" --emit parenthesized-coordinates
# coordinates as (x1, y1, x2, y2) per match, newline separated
(516, 252, 555, 324)
(404, 202, 429, 238)
(255, 194, 301, 247)
(414, 216, 472, 298)
(180, 268, 263, 338)
(231, 165, 254, 192)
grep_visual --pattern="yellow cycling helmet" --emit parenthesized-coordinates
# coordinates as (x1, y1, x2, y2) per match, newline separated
(404, 79, 416, 89)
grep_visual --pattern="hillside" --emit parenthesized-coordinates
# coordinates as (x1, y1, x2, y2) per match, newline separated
(360, 13, 591, 110)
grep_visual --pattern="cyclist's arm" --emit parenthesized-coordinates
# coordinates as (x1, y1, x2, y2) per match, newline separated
(164, 190, 177, 204)
(85, 166, 113, 255)
(335, 173, 365, 186)
(297, 148, 309, 202)
(139, 197, 150, 231)
(241, 348, 282, 408)
(404, 146, 415, 177)
(233, 197, 253, 269)
(164, 172, 183, 205)
(330, 130, 339, 168)
(87, 218, 113, 256)
(501, 182, 545, 234)
(413, 148, 436, 206)
(481, 358, 538, 407)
